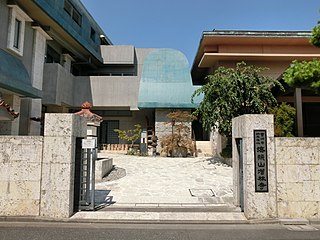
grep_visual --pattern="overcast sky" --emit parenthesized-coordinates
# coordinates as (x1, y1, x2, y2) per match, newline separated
(81, 0, 319, 66)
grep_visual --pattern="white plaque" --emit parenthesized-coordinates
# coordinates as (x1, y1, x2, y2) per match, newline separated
(82, 139, 96, 149)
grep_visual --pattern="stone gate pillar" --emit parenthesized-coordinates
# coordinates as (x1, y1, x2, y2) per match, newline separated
(232, 114, 276, 219)
(40, 114, 86, 218)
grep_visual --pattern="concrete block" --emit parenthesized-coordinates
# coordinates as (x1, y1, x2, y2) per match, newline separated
(95, 158, 113, 182)
(40, 190, 73, 218)
(41, 163, 73, 191)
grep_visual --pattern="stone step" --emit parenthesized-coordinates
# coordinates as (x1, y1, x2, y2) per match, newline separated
(71, 211, 247, 223)
(96, 203, 241, 213)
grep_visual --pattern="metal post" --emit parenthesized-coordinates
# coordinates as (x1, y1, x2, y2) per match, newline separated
(295, 87, 304, 137)
(85, 149, 91, 204)
(90, 148, 96, 210)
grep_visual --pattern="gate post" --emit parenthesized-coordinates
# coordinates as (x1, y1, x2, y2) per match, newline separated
(232, 114, 276, 219)
(40, 114, 86, 218)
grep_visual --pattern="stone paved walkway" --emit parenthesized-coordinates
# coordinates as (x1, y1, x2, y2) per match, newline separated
(95, 154, 234, 207)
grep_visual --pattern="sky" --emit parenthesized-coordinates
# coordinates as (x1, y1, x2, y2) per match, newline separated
(81, 0, 319, 67)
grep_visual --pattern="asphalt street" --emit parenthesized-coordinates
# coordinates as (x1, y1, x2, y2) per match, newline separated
(0, 222, 319, 240)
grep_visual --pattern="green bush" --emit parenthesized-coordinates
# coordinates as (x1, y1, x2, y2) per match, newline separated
(268, 103, 296, 137)
(310, 24, 320, 47)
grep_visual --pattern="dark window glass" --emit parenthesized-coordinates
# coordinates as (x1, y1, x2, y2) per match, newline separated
(72, 8, 82, 26)
(64, 0, 82, 26)
(13, 19, 21, 48)
(64, 0, 72, 15)
(90, 28, 96, 42)
(46, 45, 60, 64)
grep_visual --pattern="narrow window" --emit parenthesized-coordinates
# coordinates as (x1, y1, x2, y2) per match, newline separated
(72, 8, 82, 26)
(90, 27, 96, 42)
(64, 0, 72, 15)
(13, 19, 21, 49)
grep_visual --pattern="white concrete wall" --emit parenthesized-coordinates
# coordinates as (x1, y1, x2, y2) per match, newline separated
(233, 114, 320, 220)
(0, 114, 86, 218)
(0, 136, 43, 216)
(275, 138, 320, 219)
(40, 114, 86, 218)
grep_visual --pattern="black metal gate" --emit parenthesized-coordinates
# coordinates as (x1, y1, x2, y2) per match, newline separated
(236, 138, 244, 212)
(74, 138, 97, 211)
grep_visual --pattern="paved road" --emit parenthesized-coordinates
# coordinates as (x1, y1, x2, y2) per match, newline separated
(0, 222, 319, 240)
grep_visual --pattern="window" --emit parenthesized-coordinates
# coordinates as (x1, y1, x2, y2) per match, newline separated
(13, 19, 21, 48)
(63, 0, 72, 15)
(7, 4, 33, 56)
(90, 28, 96, 42)
(64, 0, 82, 26)
(72, 8, 81, 26)
(46, 45, 61, 64)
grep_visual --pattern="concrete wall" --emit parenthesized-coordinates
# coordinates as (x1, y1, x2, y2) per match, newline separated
(0, 136, 43, 216)
(0, 114, 86, 218)
(43, 63, 74, 106)
(275, 138, 320, 219)
(232, 114, 276, 219)
(0, 1, 9, 49)
(233, 114, 320, 220)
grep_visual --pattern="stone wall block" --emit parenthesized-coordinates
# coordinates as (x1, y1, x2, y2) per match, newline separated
(277, 182, 303, 202)
(10, 161, 41, 181)
(278, 201, 319, 219)
(233, 114, 274, 138)
(0, 163, 10, 181)
(44, 113, 86, 137)
(291, 147, 318, 165)
(42, 136, 73, 164)
(0, 198, 40, 216)
(301, 181, 316, 201)
(40, 190, 73, 218)
(314, 182, 320, 201)
(5, 180, 41, 200)
(277, 165, 300, 183)
(275, 146, 291, 165)
(41, 163, 73, 191)
(0, 142, 12, 164)
(311, 165, 320, 181)
(276, 137, 320, 147)
(0, 137, 43, 163)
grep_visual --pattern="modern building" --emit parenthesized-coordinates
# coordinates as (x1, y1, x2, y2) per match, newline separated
(0, 0, 204, 154)
(191, 30, 320, 153)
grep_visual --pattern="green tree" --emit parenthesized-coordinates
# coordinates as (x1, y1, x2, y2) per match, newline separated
(310, 21, 320, 47)
(192, 62, 283, 137)
(114, 124, 142, 149)
(268, 102, 296, 137)
(283, 59, 320, 91)
(283, 22, 320, 91)
(160, 111, 196, 157)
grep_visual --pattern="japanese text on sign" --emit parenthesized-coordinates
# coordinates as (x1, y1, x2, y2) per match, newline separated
(254, 130, 268, 192)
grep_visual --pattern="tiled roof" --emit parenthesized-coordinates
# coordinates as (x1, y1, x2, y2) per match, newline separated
(0, 99, 19, 119)
(74, 101, 103, 123)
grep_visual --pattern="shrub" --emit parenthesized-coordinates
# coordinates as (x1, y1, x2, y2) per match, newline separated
(114, 124, 142, 149)
(268, 103, 296, 137)
(160, 111, 196, 157)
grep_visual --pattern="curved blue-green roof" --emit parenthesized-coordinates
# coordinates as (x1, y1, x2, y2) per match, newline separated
(0, 49, 42, 98)
(138, 49, 202, 109)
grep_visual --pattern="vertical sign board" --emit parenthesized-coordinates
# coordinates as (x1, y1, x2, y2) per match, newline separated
(254, 130, 268, 192)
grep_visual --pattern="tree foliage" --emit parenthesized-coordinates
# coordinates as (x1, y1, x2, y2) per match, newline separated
(192, 62, 283, 137)
(114, 124, 142, 148)
(268, 102, 296, 137)
(283, 21, 320, 92)
(160, 111, 196, 157)
(310, 22, 320, 47)
(283, 60, 320, 91)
